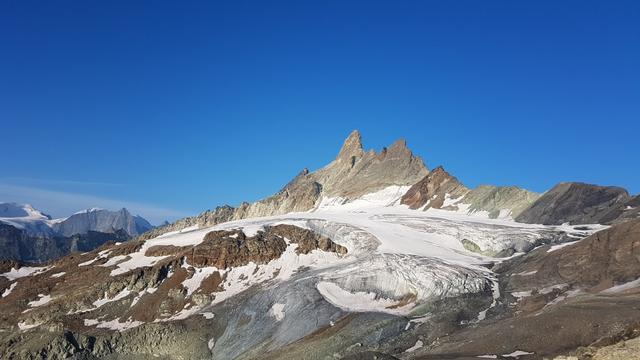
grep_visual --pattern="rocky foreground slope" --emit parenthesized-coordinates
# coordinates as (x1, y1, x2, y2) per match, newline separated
(0, 131, 638, 359)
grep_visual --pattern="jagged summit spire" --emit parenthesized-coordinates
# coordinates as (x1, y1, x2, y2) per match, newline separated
(336, 130, 364, 161)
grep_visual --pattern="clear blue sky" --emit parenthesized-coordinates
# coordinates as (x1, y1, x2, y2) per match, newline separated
(1, 1, 639, 223)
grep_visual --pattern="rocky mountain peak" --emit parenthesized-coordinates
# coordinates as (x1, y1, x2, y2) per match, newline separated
(401, 165, 468, 210)
(336, 130, 364, 162)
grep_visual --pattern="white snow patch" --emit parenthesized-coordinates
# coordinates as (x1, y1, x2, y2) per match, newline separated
(511, 290, 532, 299)
(515, 270, 537, 276)
(269, 303, 285, 321)
(74, 207, 104, 215)
(201, 312, 215, 319)
(84, 318, 143, 330)
(99, 255, 128, 267)
(317, 281, 413, 315)
(405, 340, 424, 353)
(92, 288, 131, 308)
(442, 193, 462, 208)
(79, 249, 113, 266)
(208, 337, 216, 350)
(316, 186, 410, 211)
(1, 266, 49, 280)
(2, 282, 17, 297)
(547, 240, 582, 253)
(539, 283, 568, 295)
(602, 278, 640, 294)
(18, 321, 42, 331)
(130, 287, 158, 306)
(50, 272, 66, 278)
(181, 264, 218, 296)
(503, 350, 534, 358)
(28, 294, 52, 307)
(478, 278, 500, 321)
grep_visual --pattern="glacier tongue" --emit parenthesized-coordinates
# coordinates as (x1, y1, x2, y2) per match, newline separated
(117, 185, 601, 317)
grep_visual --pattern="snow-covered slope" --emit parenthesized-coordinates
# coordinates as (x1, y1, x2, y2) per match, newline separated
(70, 185, 598, 319)
(0, 203, 55, 236)
(0, 183, 610, 359)
(196, 186, 599, 315)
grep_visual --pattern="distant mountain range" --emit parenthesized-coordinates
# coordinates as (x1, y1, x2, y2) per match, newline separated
(0, 204, 153, 262)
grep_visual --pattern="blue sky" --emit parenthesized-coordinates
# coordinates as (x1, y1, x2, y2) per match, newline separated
(1, 1, 639, 223)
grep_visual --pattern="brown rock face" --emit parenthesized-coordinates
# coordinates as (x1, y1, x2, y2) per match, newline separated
(266, 224, 348, 255)
(400, 166, 469, 210)
(185, 226, 347, 269)
(187, 230, 288, 269)
(503, 218, 640, 291)
(234, 168, 323, 219)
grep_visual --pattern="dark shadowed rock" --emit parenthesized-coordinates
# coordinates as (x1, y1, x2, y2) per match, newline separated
(501, 218, 640, 291)
(599, 194, 640, 224)
(0, 222, 131, 263)
(516, 182, 631, 225)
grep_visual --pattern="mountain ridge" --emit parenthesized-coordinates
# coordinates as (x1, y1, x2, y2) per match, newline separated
(142, 131, 636, 241)
(0, 204, 154, 262)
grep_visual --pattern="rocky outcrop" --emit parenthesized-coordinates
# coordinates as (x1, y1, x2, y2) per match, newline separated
(515, 182, 631, 225)
(266, 224, 348, 255)
(233, 168, 323, 219)
(151, 226, 348, 269)
(400, 166, 468, 210)
(599, 194, 640, 224)
(460, 185, 540, 219)
(187, 230, 289, 268)
(501, 218, 640, 291)
(399, 167, 540, 218)
(54, 208, 153, 237)
(137, 205, 237, 241)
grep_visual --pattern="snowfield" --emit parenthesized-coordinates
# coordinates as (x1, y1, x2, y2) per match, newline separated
(90, 185, 601, 317)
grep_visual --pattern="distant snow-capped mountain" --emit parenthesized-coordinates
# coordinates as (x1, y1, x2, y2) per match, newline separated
(0, 203, 154, 262)
(0, 203, 55, 236)
(0, 204, 153, 237)
(52, 207, 153, 237)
